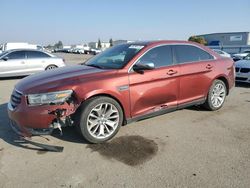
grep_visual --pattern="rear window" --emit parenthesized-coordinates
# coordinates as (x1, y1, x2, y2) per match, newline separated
(174, 45, 213, 64)
(26, 51, 50, 59)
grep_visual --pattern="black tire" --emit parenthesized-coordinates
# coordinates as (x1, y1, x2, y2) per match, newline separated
(203, 79, 227, 111)
(77, 96, 123, 143)
(45, 65, 57, 70)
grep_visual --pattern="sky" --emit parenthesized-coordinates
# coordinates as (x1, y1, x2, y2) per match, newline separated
(0, 0, 250, 45)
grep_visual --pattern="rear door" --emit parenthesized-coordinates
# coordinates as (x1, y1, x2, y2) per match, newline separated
(173, 45, 215, 105)
(0, 51, 27, 77)
(128, 45, 180, 117)
(25, 51, 51, 74)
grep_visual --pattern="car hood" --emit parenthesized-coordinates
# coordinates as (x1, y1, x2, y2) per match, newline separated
(235, 60, 250, 68)
(15, 65, 111, 94)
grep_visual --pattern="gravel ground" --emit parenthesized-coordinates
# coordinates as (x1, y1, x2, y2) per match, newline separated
(0, 53, 250, 188)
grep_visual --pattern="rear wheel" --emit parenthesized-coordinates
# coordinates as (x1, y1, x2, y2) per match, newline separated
(45, 65, 57, 70)
(77, 96, 123, 143)
(203, 79, 227, 111)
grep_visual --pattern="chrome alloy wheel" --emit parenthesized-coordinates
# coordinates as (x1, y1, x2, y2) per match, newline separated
(87, 103, 119, 139)
(211, 83, 226, 108)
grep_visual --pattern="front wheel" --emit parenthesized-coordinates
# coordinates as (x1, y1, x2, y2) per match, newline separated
(77, 96, 123, 143)
(203, 79, 227, 111)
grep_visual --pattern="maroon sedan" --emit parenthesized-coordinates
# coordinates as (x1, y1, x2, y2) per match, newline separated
(8, 41, 235, 143)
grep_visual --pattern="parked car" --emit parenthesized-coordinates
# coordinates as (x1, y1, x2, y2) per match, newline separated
(232, 50, 250, 61)
(8, 41, 235, 143)
(0, 49, 65, 77)
(74, 48, 85, 54)
(212, 49, 231, 58)
(235, 54, 250, 83)
(90, 48, 102, 55)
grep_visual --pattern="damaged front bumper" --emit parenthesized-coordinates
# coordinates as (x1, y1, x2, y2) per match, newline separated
(7, 93, 79, 137)
(8, 102, 65, 152)
(9, 118, 53, 137)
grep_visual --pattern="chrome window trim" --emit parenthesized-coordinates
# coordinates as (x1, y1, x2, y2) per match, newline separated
(128, 43, 216, 73)
(172, 44, 216, 65)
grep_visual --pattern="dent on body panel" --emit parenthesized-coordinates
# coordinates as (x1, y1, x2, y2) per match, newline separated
(131, 79, 177, 116)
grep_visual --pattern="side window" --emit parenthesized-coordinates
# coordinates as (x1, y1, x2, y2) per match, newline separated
(26, 51, 50, 59)
(137, 45, 173, 68)
(174, 45, 213, 64)
(6, 51, 26, 60)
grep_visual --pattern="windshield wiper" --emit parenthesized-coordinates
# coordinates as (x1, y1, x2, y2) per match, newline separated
(85, 64, 104, 69)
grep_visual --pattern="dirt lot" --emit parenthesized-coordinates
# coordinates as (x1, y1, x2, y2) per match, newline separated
(54, 52, 93, 65)
(0, 53, 250, 188)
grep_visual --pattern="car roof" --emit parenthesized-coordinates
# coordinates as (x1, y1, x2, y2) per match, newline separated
(127, 40, 220, 59)
(128, 40, 202, 47)
(5, 49, 45, 53)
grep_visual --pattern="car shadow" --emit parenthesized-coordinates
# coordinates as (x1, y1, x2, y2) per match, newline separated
(235, 82, 250, 88)
(51, 127, 88, 144)
(0, 103, 88, 152)
(184, 105, 208, 112)
(0, 103, 29, 149)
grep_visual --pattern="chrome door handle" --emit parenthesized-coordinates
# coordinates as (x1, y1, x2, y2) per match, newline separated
(167, 70, 178, 75)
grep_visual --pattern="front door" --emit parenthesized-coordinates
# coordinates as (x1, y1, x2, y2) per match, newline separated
(128, 45, 179, 117)
(0, 51, 27, 77)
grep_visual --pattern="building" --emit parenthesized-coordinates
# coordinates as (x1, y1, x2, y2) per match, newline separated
(113, 40, 135, 45)
(88, 42, 110, 49)
(197, 32, 250, 46)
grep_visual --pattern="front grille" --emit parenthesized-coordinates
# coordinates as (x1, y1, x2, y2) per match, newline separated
(240, 68, 250, 73)
(236, 77, 248, 81)
(10, 89, 23, 109)
(235, 67, 240, 72)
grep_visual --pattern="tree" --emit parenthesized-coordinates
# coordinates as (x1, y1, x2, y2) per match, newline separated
(45, 44, 53, 49)
(97, 38, 102, 49)
(188, 36, 207, 45)
(54, 41, 63, 49)
(109, 38, 113, 47)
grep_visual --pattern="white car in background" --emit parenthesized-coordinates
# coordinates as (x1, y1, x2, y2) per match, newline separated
(0, 42, 43, 53)
(90, 48, 102, 55)
(212, 49, 231, 58)
(73, 48, 85, 54)
(232, 50, 250, 61)
(0, 49, 65, 77)
(235, 54, 250, 83)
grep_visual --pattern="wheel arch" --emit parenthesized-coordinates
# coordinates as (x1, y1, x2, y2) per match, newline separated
(205, 75, 230, 98)
(214, 76, 230, 95)
(77, 93, 127, 124)
(45, 64, 58, 70)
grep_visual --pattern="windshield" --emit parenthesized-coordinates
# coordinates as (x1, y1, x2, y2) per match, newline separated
(0, 51, 9, 58)
(213, 49, 223, 54)
(85, 44, 145, 69)
(244, 54, 250, 60)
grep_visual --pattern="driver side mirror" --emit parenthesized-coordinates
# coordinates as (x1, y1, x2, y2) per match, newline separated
(133, 61, 155, 74)
(2, 57, 9, 61)
(244, 56, 250, 60)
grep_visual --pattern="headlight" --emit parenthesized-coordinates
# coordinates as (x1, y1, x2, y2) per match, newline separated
(27, 90, 73, 106)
